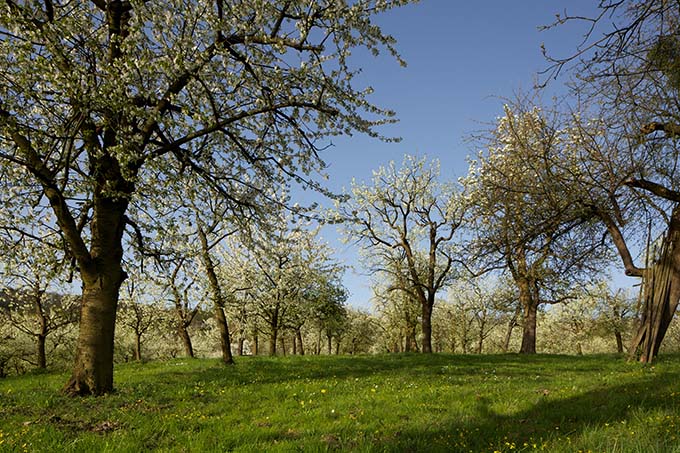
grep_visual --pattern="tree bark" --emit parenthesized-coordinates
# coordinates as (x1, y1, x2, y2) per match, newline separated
(178, 324, 194, 358)
(37, 334, 47, 369)
(520, 298, 538, 354)
(615, 330, 624, 353)
(63, 268, 125, 395)
(238, 337, 245, 356)
(629, 204, 680, 362)
(421, 300, 433, 353)
(197, 224, 234, 365)
(134, 333, 142, 361)
(296, 329, 305, 355)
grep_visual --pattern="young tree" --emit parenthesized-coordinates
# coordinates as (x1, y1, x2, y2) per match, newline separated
(0, 241, 78, 369)
(342, 155, 466, 353)
(0, 0, 414, 395)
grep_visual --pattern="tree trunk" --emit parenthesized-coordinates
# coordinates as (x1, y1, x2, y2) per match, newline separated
(238, 337, 245, 356)
(615, 330, 624, 353)
(503, 305, 521, 353)
(327, 333, 332, 355)
(335, 338, 340, 355)
(178, 324, 194, 358)
(520, 300, 538, 354)
(197, 224, 234, 365)
(269, 326, 278, 356)
(630, 227, 680, 362)
(214, 305, 233, 364)
(63, 269, 124, 395)
(296, 329, 305, 355)
(253, 334, 259, 356)
(134, 333, 142, 361)
(518, 276, 538, 354)
(280, 335, 287, 356)
(421, 299, 433, 353)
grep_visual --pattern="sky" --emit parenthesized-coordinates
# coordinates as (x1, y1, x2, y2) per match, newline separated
(298, 1, 615, 310)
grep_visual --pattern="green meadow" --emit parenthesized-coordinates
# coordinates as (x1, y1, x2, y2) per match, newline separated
(0, 354, 679, 452)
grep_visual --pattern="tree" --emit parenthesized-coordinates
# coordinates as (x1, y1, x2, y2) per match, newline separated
(0, 0, 414, 394)
(545, 0, 680, 361)
(157, 257, 201, 359)
(116, 277, 167, 362)
(0, 241, 78, 369)
(342, 155, 465, 353)
(223, 211, 345, 356)
(463, 102, 609, 353)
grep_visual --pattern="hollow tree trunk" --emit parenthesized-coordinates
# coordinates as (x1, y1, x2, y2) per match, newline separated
(630, 212, 680, 363)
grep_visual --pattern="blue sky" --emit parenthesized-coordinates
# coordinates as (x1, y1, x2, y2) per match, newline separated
(306, 1, 608, 310)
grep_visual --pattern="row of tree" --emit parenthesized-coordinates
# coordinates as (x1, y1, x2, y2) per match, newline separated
(1, 0, 680, 395)
(8, 271, 676, 378)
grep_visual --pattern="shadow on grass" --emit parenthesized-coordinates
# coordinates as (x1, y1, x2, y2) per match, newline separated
(379, 365, 679, 452)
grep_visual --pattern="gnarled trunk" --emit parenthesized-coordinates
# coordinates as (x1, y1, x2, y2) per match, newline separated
(630, 218, 680, 363)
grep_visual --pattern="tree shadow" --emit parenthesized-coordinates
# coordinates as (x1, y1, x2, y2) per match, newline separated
(382, 368, 679, 452)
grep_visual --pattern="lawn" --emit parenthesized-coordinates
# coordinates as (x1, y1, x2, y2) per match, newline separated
(0, 353, 679, 452)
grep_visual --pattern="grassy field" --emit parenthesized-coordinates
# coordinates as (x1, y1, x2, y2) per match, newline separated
(0, 353, 679, 452)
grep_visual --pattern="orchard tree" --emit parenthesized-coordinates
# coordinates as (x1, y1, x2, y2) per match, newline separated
(0, 240, 78, 369)
(224, 211, 345, 356)
(342, 155, 465, 353)
(463, 102, 610, 354)
(0, 0, 415, 394)
(544, 0, 680, 361)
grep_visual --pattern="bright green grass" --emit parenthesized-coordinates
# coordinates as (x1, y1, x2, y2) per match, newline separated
(0, 353, 679, 452)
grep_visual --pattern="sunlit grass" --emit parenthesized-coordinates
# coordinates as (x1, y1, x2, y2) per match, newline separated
(0, 353, 679, 452)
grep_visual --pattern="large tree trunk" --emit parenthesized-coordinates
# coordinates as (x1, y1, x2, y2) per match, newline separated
(630, 220, 680, 363)
(421, 299, 433, 353)
(520, 300, 538, 354)
(63, 268, 125, 395)
(178, 324, 194, 358)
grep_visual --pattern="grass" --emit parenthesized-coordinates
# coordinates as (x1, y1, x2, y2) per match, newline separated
(0, 353, 679, 452)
